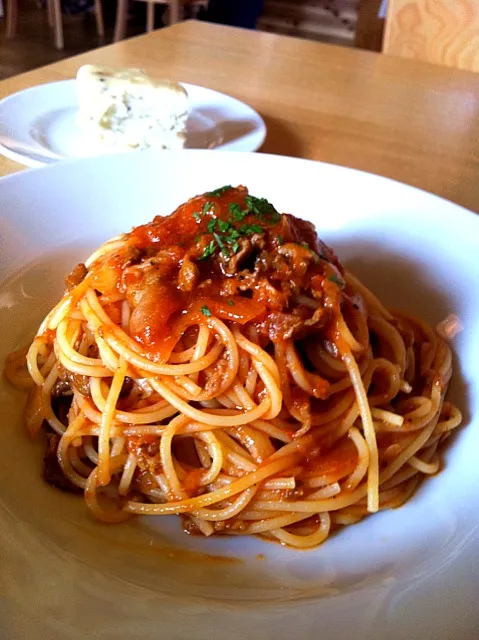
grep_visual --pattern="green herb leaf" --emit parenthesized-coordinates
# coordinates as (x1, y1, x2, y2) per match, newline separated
(200, 305, 212, 317)
(240, 223, 263, 235)
(207, 186, 232, 198)
(194, 234, 203, 243)
(301, 242, 310, 250)
(227, 300, 235, 306)
(226, 228, 240, 241)
(244, 195, 280, 222)
(202, 201, 213, 215)
(193, 212, 201, 220)
(207, 218, 217, 233)
(328, 274, 345, 287)
(218, 219, 231, 232)
(214, 232, 230, 257)
(229, 203, 246, 221)
(270, 210, 281, 223)
(200, 240, 217, 260)
(276, 234, 283, 245)
(197, 191, 280, 263)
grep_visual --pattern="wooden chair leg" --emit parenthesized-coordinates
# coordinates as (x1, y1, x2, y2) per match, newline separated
(168, 0, 180, 24)
(5, 0, 18, 39)
(94, 0, 105, 37)
(355, 0, 384, 52)
(47, 0, 54, 27)
(146, 1, 154, 32)
(48, 0, 64, 49)
(114, 0, 128, 41)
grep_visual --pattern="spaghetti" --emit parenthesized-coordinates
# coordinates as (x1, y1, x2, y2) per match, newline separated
(5, 186, 462, 548)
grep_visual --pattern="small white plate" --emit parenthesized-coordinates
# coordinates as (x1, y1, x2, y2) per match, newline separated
(1, 151, 478, 639)
(0, 80, 266, 167)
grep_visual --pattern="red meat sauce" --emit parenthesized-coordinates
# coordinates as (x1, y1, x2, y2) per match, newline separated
(57, 187, 353, 496)
(81, 185, 345, 363)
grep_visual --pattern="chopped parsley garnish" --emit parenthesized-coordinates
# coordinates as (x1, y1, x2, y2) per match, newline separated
(200, 240, 217, 260)
(194, 191, 330, 272)
(328, 274, 345, 287)
(218, 219, 231, 232)
(227, 300, 235, 306)
(207, 185, 233, 197)
(226, 228, 240, 241)
(214, 232, 229, 257)
(193, 190, 282, 261)
(240, 223, 263, 235)
(194, 202, 214, 222)
(227, 194, 280, 225)
(229, 203, 246, 221)
(202, 201, 213, 215)
(207, 218, 217, 233)
(200, 305, 212, 316)
(244, 195, 281, 222)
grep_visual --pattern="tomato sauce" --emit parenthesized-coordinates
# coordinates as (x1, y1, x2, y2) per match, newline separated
(87, 186, 345, 363)
(300, 436, 358, 483)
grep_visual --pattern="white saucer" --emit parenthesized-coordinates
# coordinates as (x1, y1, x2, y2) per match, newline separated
(0, 80, 267, 167)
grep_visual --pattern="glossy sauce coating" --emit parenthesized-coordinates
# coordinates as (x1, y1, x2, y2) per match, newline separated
(88, 186, 346, 362)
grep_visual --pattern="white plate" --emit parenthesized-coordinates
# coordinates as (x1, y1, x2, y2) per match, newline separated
(0, 80, 266, 167)
(0, 151, 478, 640)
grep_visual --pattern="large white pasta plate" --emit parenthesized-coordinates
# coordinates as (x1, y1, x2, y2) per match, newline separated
(0, 150, 478, 639)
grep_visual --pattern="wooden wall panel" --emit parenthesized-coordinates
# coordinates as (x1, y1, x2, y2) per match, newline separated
(383, 0, 479, 72)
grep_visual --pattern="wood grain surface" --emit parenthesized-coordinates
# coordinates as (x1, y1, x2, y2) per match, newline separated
(384, 0, 479, 72)
(1, 20, 479, 213)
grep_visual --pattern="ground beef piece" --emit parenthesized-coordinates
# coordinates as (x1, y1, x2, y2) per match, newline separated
(65, 263, 88, 291)
(119, 376, 134, 398)
(178, 255, 200, 291)
(43, 431, 82, 494)
(258, 311, 304, 341)
(57, 363, 91, 397)
(218, 233, 265, 276)
(51, 379, 71, 397)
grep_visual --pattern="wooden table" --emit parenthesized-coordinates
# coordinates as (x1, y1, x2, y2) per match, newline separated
(2, 20, 479, 213)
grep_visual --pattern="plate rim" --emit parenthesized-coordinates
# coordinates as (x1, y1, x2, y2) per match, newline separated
(0, 148, 477, 227)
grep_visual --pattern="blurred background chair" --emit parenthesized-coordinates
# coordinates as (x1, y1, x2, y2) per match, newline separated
(114, 0, 207, 41)
(6, 0, 478, 81)
(3, 0, 202, 50)
(383, 0, 479, 72)
(259, 0, 358, 46)
(355, 0, 384, 51)
(357, 0, 479, 72)
(4, 0, 103, 48)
